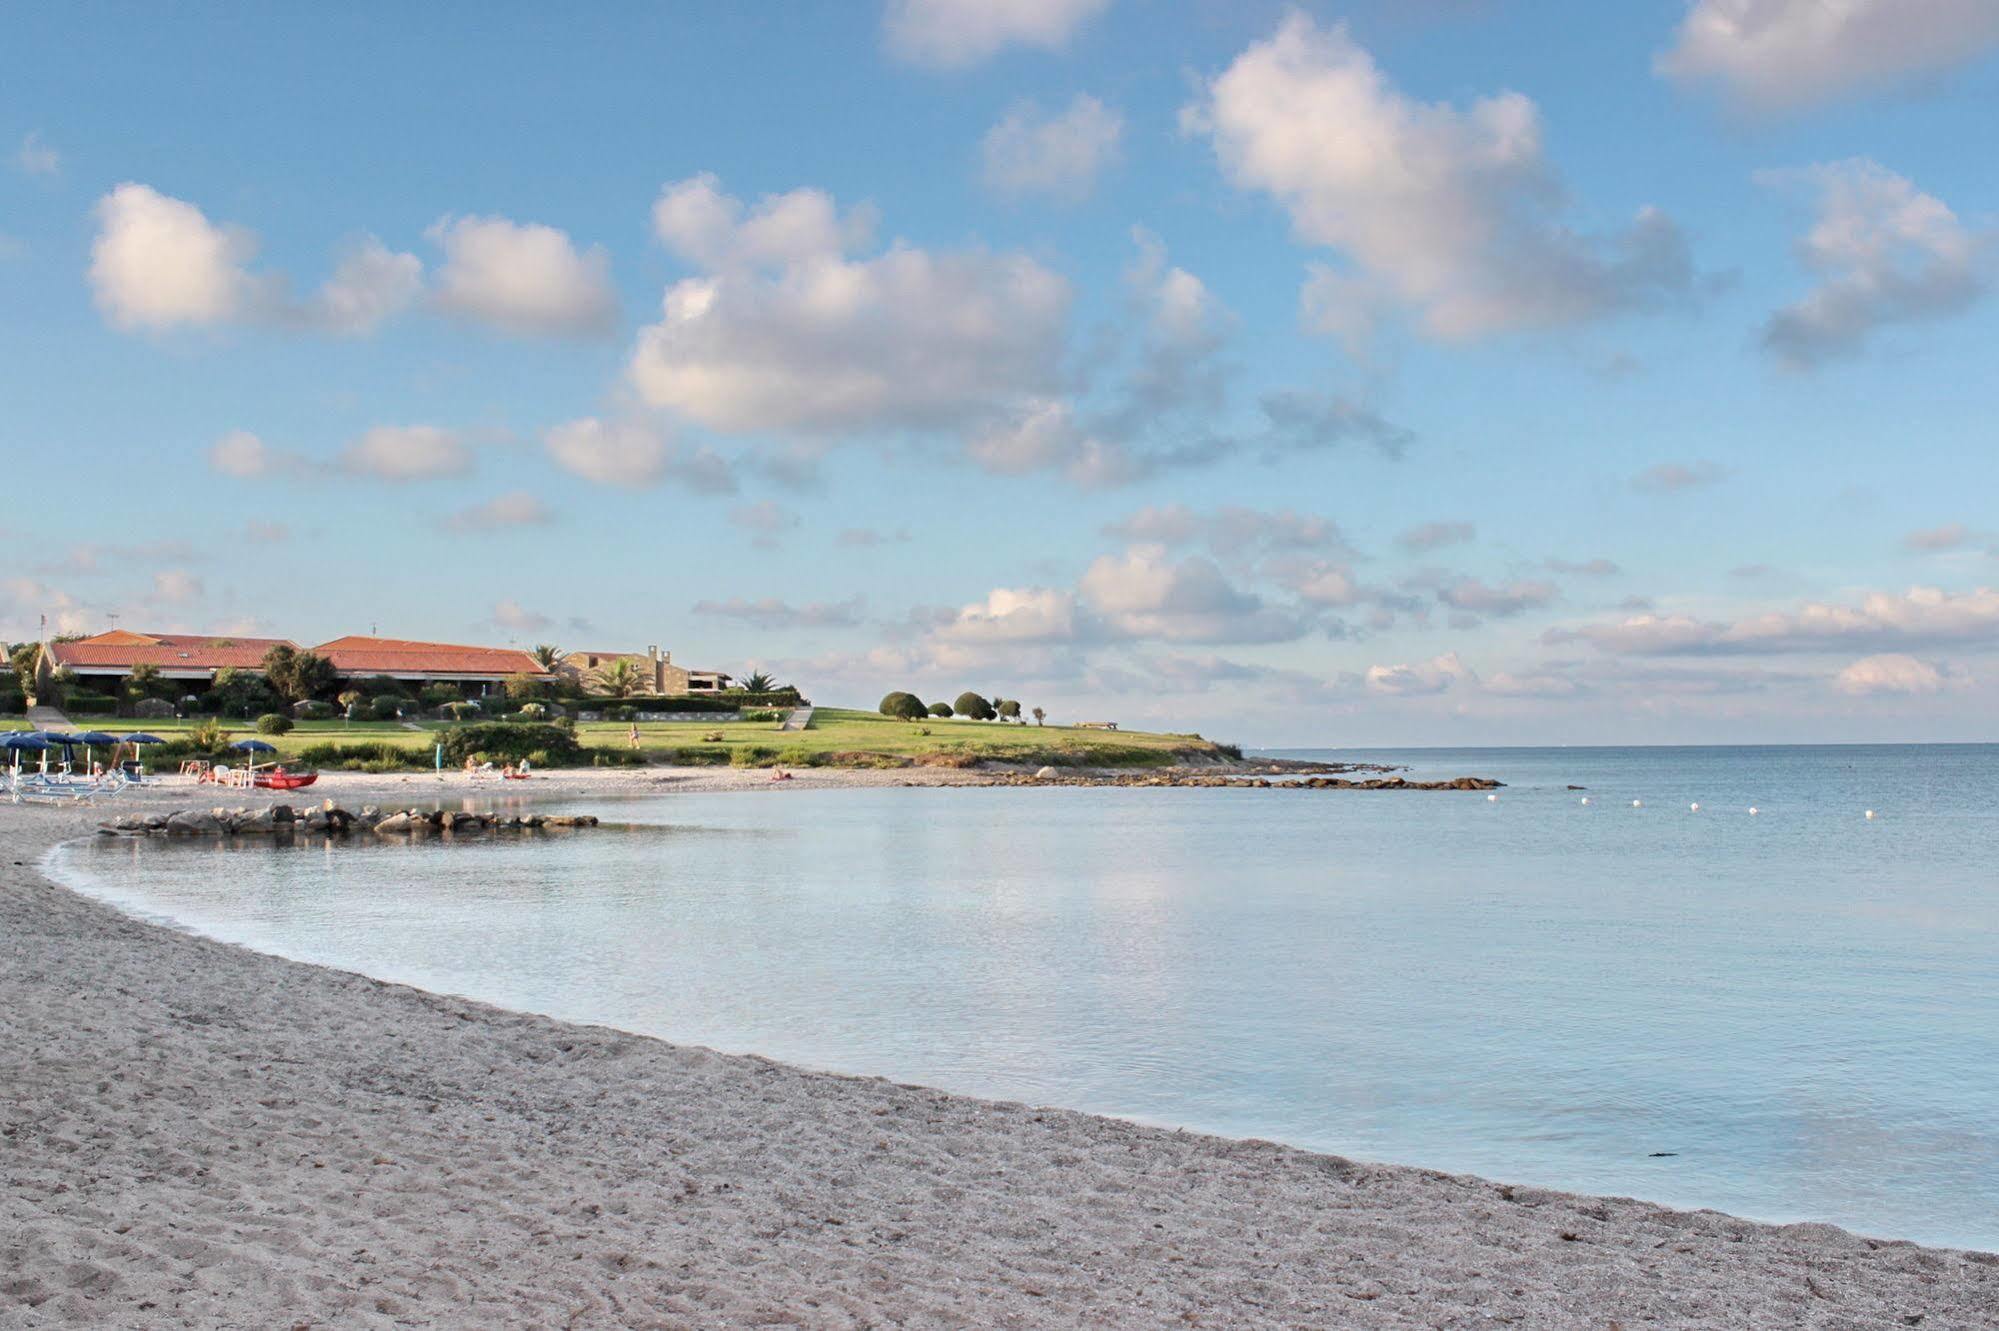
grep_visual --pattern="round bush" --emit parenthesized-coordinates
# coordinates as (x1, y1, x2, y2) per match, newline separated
(368, 696, 402, 721)
(927, 702, 952, 717)
(879, 691, 927, 721)
(256, 713, 295, 736)
(953, 691, 995, 721)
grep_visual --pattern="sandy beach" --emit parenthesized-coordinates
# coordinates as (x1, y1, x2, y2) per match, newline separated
(4, 774, 1994, 1329)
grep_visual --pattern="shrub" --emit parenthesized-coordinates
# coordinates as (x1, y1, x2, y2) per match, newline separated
(729, 745, 779, 767)
(256, 713, 295, 736)
(293, 700, 337, 720)
(360, 675, 406, 698)
(0, 689, 26, 715)
(296, 740, 424, 770)
(953, 691, 995, 721)
(740, 709, 781, 723)
(588, 748, 648, 767)
(517, 702, 548, 721)
(367, 696, 403, 721)
(604, 704, 636, 722)
(64, 691, 119, 716)
(437, 722, 580, 767)
(189, 718, 230, 752)
(879, 691, 927, 721)
(927, 702, 952, 717)
(504, 672, 550, 701)
(996, 699, 1021, 721)
(442, 701, 480, 722)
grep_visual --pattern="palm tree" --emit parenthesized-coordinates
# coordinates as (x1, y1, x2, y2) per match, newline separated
(599, 657, 642, 698)
(742, 670, 776, 693)
(531, 643, 563, 671)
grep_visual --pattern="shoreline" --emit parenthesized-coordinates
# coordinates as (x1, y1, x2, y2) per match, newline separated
(5, 776, 1995, 1328)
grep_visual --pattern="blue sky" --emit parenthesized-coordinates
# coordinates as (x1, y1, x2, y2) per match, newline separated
(4, 0, 1998, 745)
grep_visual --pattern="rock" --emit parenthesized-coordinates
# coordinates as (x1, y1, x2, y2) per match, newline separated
(131, 698, 176, 719)
(271, 804, 295, 825)
(230, 807, 280, 835)
(374, 811, 414, 834)
(165, 810, 223, 836)
(1034, 766, 1059, 780)
(449, 812, 487, 831)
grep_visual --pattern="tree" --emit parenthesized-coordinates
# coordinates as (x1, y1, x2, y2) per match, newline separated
(504, 672, 548, 701)
(337, 690, 363, 712)
(124, 662, 163, 700)
(997, 699, 1021, 721)
(261, 644, 336, 703)
(742, 670, 776, 693)
(211, 667, 278, 718)
(953, 691, 995, 721)
(531, 643, 564, 671)
(928, 701, 952, 717)
(600, 657, 642, 698)
(879, 691, 927, 721)
(10, 642, 41, 694)
(1031, 706, 1046, 727)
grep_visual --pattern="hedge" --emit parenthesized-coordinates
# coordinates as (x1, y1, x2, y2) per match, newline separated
(437, 722, 581, 766)
(64, 691, 120, 715)
(578, 689, 806, 711)
(0, 690, 23, 715)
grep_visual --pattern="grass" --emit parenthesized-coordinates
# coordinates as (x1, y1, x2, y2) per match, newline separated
(7, 707, 1230, 770)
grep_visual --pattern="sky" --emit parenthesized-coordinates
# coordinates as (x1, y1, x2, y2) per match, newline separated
(3, 0, 1998, 747)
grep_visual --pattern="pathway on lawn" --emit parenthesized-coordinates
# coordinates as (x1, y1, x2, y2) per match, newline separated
(26, 705, 70, 731)
(781, 707, 814, 731)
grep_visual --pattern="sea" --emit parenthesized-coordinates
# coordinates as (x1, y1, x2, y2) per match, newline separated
(48, 744, 1999, 1251)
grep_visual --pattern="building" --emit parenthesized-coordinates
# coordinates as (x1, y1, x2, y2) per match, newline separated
(35, 629, 553, 699)
(37, 630, 300, 693)
(312, 636, 551, 695)
(557, 646, 732, 695)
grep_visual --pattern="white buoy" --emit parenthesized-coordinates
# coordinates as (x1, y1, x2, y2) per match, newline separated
(1580, 796, 1591, 805)
(1487, 793, 1499, 802)
(1748, 806, 1759, 816)
(1631, 799, 1643, 808)
(1865, 809, 1876, 820)
(1690, 802, 1700, 813)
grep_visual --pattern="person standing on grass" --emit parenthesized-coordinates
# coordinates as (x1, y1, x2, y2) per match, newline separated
(628, 723, 640, 750)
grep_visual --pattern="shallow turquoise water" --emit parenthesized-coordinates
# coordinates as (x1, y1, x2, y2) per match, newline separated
(51, 745, 1999, 1250)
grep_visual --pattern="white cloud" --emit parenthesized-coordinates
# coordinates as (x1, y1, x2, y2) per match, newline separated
(208, 430, 275, 478)
(152, 569, 203, 605)
(981, 94, 1123, 201)
(1549, 586, 1999, 656)
(341, 425, 470, 481)
(1185, 14, 1694, 344)
(631, 176, 1070, 437)
(1434, 575, 1558, 617)
(429, 215, 617, 336)
(1078, 547, 1304, 644)
(1904, 523, 1970, 552)
(1366, 651, 1475, 696)
(90, 183, 267, 331)
(447, 491, 552, 531)
(16, 131, 58, 176)
(315, 237, 424, 335)
(1760, 160, 1987, 369)
(691, 596, 867, 629)
(935, 587, 1087, 646)
(492, 599, 553, 633)
(1658, 0, 1999, 113)
(542, 416, 738, 493)
(1105, 505, 1352, 558)
(1633, 460, 1728, 493)
(884, 0, 1111, 68)
(89, 183, 420, 334)
(1398, 521, 1475, 552)
(651, 174, 875, 270)
(1834, 652, 1961, 696)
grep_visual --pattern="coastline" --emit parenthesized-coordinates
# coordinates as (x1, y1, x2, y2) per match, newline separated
(4, 776, 1994, 1328)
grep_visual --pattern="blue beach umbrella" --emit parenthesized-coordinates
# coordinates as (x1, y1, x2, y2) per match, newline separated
(230, 738, 278, 753)
(121, 733, 166, 744)
(72, 731, 119, 744)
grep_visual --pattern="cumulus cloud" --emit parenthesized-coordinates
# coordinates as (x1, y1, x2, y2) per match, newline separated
(208, 430, 278, 478)
(884, 0, 1110, 68)
(1078, 547, 1305, 644)
(981, 94, 1122, 201)
(447, 491, 552, 532)
(429, 215, 617, 336)
(632, 175, 1070, 439)
(340, 425, 470, 481)
(691, 596, 867, 629)
(1833, 652, 1962, 696)
(541, 416, 737, 493)
(16, 131, 58, 176)
(1104, 505, 1353, 559)
(1760, 160, 1987, 370)
(152, 569, 203, 605)
(1904, 523, 1970, 552)
(1548, 585, 1999, 656)
(1366, 651, 1475, 696)
(89, 184, 420, 335)
(1658, 0, 1999, 113)
(491, 600, 553, 633)
(1398, 521, 1475, 553)
(1184, 14, 1694, 344)
(1633, 460, 1728, 494)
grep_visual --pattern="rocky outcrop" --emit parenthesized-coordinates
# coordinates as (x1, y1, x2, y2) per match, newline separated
(101, 802, 602, 839)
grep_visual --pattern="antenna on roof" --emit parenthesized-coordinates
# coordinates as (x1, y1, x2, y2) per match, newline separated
(106, 612, 119, 631)
(371, 622, 378, 636)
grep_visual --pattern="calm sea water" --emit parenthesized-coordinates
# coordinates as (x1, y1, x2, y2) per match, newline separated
(50, 745, 1999, 1251)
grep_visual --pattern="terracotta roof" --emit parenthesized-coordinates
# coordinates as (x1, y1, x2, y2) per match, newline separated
(313, 636, 552, 678)
(48, 631, 297, 671)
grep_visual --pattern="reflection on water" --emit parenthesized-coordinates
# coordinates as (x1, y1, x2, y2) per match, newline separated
(52, 744, 1999, 1251)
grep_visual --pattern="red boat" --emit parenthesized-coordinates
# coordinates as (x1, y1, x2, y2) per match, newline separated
(253, 768, 319, 791)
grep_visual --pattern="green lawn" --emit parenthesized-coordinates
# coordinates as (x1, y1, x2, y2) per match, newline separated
(6, 707, 1230, 769)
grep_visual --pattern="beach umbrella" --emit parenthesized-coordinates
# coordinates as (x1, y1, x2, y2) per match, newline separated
(121, 733, 166, 744)
(3, 731, 50, 773)
(230, 738, 278, 753)
(71, 730, 118, 768)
